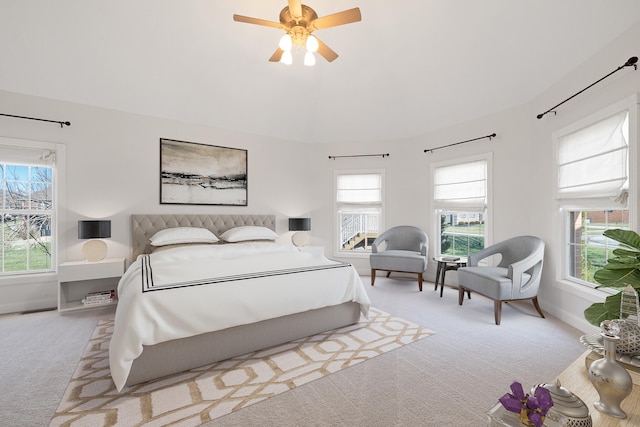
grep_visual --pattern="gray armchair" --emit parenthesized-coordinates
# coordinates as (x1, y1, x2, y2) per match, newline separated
(370, 226, 429, 291)
(456, 236, 545, 325)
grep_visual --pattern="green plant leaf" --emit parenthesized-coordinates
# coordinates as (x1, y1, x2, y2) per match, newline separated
(584, 292, 623, 326)
(612, 248, 640, 257)
(585, 229, 640, 326)
(595, 267, 640, 289)
(603, 229, 640, 251)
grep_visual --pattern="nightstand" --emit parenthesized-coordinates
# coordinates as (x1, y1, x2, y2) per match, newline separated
(58, 257, 125, 312)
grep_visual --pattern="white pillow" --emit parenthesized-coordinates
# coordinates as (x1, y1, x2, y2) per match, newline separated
(220, 226, 278, 242)
(150, 227, 219, 246)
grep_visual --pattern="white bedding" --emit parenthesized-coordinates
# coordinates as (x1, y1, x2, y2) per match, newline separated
(109, 242, 371, 391)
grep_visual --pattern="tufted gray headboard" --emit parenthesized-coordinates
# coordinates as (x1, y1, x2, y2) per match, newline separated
(131, 214, 276, 260)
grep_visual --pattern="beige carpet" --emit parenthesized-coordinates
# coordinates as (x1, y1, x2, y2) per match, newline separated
(50, 308, 434, 426)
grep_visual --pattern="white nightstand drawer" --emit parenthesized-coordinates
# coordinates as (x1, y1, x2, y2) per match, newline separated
(59, 258, 125, 281)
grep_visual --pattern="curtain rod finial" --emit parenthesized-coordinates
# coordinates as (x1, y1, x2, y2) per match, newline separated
(625, 56, 638, 68)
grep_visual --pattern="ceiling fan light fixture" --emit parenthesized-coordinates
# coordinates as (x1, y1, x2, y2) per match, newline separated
(304, 51, 316, 66)
(306, 35, 319, 53)
(279, 34, 293, 51)
(280, 50, 293, 65)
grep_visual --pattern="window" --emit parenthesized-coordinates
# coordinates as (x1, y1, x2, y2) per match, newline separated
(567, 209, 629, 284)
(432, 156, 490, 258)
(0, 141, 56, 274)
(335, 171, 383, 255)
(556, 102, 635, 287)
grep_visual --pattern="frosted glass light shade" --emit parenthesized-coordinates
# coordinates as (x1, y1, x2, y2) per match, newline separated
(279, 34, 292, 51)
(280, 50, 293, 65)
(304, 51, 316, 66)
(306, 35, 319, 52)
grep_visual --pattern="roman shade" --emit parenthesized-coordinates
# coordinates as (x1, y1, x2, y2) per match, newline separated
(337, 174, 381, 203)
(433, 160, 487, 212)
(557, 110, 629, 205)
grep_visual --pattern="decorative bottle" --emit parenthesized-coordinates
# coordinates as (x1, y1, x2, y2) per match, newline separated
(588, 320, 633, 419)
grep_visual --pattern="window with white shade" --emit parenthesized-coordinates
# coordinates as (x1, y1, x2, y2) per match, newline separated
(431, 155, 490, 257)
(555, 98, 637, 287)
(0, 139, 58, 274)
(334, 171, 384, 256)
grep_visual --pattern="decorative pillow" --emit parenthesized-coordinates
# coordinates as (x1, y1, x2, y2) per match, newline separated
(220, 226, 278, 242)
(150, 227, 219, 246)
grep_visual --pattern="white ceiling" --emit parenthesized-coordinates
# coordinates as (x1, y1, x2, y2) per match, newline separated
(1, 1, 640, 143)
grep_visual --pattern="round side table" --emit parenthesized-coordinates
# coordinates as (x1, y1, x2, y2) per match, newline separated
(433, 256, 470, 298)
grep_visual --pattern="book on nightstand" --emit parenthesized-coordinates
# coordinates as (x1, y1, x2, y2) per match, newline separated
(442, 256, 460, 262)
(82, 290, 115, 306)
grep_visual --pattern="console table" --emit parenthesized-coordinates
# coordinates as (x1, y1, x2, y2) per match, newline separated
(555, 350, 640, 426)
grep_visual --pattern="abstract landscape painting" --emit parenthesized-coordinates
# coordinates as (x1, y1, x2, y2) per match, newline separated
(160, 138, 247, 205)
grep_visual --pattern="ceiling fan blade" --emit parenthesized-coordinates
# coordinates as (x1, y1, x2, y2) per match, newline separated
(287, 0, 303, 19)
(269, 48, 284, 62)
(233, 14, 284, 30)
(315, 37, 339, 62)
(310, 8, 361, 31)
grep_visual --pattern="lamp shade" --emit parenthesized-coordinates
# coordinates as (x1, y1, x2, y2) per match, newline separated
(289, 218, 311, 231)
(78, 220, 111, 239)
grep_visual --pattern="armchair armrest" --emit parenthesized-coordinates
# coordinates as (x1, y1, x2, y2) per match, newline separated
(508, 250, 544, 293)
(468, 243, 503, 266)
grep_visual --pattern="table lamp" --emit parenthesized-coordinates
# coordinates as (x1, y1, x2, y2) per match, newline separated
(289, 218, 311, 247)
(78, 220, 111, 262)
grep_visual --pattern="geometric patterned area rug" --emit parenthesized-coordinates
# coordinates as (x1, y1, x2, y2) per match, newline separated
(50, 308, 434, 427)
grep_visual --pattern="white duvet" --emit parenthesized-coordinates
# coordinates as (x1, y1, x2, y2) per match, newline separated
(109, 242, 371, 391)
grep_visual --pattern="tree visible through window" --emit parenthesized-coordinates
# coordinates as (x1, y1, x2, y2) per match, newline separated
(0, 163, 53, 273)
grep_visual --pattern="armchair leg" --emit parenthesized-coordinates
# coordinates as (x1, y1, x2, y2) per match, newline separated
(386, 271, 391, 278)
(458, 287, 465, 305)
(417, 273, 423, 292)
(532, 297, 545, 319)
(494, 301, 502, 325)
(371, 269, 376, 286)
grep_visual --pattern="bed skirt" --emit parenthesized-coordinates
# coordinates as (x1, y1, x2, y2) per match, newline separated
(124, 301, 362, 387)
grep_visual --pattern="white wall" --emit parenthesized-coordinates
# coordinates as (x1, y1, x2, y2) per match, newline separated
(2, 21, 639, 329)
(0, 91, 311, 313)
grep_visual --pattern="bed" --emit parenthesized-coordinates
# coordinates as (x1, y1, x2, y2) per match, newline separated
(109, 214, 371, 391)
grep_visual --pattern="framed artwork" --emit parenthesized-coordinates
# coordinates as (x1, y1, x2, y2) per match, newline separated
(160, 138, 247, 206)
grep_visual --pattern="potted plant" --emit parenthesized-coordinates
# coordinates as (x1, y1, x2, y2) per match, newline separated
(584, 229, 640, 326)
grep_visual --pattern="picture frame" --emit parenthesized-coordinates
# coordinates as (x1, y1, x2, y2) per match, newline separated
(160, 138, 247, 206)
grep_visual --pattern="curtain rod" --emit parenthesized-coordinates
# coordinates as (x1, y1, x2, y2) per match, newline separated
(328, 153, 390, 159)
(0, 113, 71, 128)
(424, 133, 496, 153)
(537, 56, 638, 120)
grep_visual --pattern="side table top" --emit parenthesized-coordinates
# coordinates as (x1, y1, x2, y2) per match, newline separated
(433, 255, 468, 264)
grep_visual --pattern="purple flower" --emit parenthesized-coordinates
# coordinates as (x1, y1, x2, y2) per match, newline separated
(498, 381, 527, 413)
(498, 382, 554, 427)
(533, 386, 553, 415)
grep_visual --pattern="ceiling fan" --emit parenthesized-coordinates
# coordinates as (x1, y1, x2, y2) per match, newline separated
(233, 0, 361, 65)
